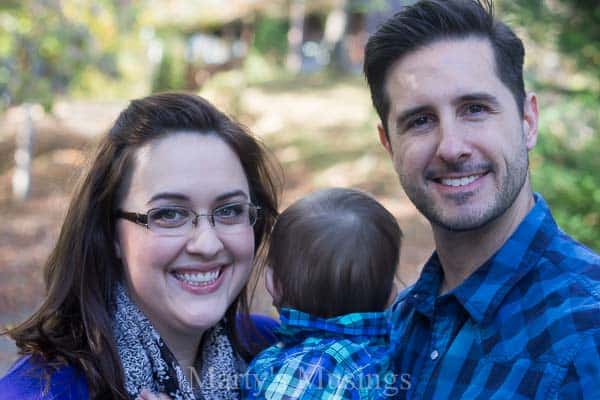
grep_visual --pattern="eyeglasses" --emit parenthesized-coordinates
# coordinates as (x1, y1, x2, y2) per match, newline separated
(116, 202, 260, 236)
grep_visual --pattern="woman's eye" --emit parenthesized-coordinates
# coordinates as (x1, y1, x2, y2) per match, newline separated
(215, 203, 244, 218)
(152, 208, 188, 223)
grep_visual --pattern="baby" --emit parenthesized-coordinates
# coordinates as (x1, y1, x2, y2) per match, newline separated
(243, 188, 403, 399)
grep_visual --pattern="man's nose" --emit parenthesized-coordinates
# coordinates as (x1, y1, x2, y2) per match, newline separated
(435, 117, 471, 164)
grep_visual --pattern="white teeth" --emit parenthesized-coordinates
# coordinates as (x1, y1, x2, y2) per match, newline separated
(440, 175, 480, 187)
(175, 270, 220, 286)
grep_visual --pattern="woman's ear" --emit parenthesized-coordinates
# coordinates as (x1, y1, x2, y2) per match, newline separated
(114, 228, 122, 259)
(265, 268, 281, 307)
(386, 280, 399, 308)
(114, 240, 122, 259)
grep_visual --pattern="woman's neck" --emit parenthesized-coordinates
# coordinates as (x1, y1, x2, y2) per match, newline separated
(161, 330, 204, 374)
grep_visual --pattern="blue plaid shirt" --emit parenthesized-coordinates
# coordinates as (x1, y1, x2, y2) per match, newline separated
(389, 194, 600, 399)
(243, 308, 398, 399)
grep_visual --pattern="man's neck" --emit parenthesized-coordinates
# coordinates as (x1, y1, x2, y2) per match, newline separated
(433, 187, 535, 295)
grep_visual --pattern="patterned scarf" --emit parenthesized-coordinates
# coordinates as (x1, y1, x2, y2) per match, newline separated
(112, 283, 244, 399)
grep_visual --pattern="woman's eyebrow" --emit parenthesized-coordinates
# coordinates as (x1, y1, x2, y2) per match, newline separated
(147, 190, 248, 205)
(215, 190, 248, 202)
(147, 192, 189, 204)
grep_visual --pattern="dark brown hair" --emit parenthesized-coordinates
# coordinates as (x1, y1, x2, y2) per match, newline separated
(364, 0, 526, 136)
(3, 92, 280, 399)
(268, 188, 401, 318)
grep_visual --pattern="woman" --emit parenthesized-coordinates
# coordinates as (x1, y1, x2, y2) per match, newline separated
(0, 93, 280, 399)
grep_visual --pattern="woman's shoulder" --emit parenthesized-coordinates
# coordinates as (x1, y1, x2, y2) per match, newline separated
(0, 354, 89, 400)
(249, 314, 279, 341)
(237, 314, 279, 347)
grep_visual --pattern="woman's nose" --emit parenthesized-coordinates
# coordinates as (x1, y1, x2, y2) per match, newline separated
(185, 218, 224, 258)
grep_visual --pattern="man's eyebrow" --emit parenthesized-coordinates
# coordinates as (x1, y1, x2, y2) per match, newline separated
(454, 92, 501, 107)
(395, 105, 432, 128)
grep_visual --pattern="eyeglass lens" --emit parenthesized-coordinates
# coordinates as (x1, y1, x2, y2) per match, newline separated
(146, 204, 257, 236)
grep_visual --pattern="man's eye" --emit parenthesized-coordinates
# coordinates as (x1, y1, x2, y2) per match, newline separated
(466, 103, 487, 115)
(407, 115, 435, 131)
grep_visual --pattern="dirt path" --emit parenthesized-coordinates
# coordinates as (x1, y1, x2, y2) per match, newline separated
(0, 77, 434, 374)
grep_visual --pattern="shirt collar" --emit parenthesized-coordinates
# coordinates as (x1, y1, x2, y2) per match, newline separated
(406, 256, 443, 318)
(276, 307, 389, 341)
(408, 193, 558, 324)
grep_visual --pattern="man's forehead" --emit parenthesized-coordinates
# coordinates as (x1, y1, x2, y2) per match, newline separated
(390, 37, 495, 80)
(384, 37, 499, 101)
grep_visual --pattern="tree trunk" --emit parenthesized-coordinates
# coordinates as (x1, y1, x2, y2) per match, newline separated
(286, 0, 305, 73)
(12, 104, 35, 202)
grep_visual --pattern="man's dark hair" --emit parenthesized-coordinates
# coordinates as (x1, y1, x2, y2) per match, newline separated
(364, 0, 526, 136)
(267, 188, 402, 318)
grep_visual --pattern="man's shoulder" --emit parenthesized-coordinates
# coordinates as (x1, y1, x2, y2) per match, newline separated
(530, 229, 600, 308)
(523, 227, 598, 298)
(491, 233, 600, 363)
(0, 355, 89, 400)
(546, 229, 600, 280)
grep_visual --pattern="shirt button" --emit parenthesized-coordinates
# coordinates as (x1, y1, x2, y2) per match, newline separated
(430, 350, 439, 360)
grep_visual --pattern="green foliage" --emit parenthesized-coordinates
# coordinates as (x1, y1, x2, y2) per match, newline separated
(0, 0, 147, 109)
(251, 16, 289, 61)
(0, 1, 119, 109)
(496, 0, 600, 251)
(500, 0, 600, 80)
(531, 92, 600, 251)
(151, 50, 184, 93)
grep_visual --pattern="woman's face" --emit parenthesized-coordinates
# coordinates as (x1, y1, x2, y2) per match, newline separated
(115, 132, 255, 343)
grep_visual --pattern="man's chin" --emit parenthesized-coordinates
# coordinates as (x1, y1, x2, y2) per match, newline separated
(423, 206, 501, 233)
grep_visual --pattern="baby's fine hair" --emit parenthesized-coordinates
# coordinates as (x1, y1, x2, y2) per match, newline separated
(267, 188, 402, 318)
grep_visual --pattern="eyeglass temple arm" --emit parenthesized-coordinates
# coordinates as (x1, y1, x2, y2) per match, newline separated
(116, 210, 148, 226)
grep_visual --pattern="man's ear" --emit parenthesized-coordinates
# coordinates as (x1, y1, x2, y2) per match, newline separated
(378, 123, 393, 156)
(522, 92, 539, 150)
(265, 268, 280, 307)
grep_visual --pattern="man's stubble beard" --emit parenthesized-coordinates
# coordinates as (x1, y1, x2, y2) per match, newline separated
(400, 144, 530, 233)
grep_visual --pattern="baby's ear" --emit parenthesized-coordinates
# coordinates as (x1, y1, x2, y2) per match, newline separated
(264, 268, 281, 307)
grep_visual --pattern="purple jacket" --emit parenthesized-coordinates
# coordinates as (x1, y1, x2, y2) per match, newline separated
(0, 314, 278, 399)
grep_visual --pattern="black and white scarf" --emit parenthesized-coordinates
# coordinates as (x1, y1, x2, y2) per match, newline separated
(112, 283, 244, 399)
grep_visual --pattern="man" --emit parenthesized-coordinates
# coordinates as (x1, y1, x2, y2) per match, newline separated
(363, 0, 600, 398)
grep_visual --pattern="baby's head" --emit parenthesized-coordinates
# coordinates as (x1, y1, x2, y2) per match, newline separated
(266, 188, 402, 318)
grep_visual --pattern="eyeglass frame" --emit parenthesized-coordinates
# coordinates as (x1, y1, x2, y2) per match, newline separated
(115, 202, 261, 235)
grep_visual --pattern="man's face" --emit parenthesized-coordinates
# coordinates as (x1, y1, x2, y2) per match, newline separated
(379, 37, 538, 232)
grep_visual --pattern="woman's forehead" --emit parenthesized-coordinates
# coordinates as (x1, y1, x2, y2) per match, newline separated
(123, 133, 249, 206)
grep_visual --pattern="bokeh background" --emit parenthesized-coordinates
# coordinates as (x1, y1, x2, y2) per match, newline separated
(0, 0, 598, 374)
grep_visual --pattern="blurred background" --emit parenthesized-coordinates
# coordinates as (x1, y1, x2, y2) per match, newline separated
(0, 0, 598, 374)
